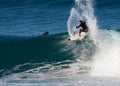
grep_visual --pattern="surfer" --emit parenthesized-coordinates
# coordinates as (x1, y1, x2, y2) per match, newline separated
(68, 20, 88, 41)
(76, 20, 88, 36)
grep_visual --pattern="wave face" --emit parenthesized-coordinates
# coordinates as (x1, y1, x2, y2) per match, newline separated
(0, 34, 72, 68)
(0, 33, 96, 78)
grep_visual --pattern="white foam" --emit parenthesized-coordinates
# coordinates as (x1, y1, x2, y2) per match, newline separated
(91, 30, 120, 77)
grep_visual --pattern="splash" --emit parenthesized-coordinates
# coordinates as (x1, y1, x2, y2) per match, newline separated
(91, 30, 120, 77)
(67, 0, 120, 77)
(67, 0, 98, 43)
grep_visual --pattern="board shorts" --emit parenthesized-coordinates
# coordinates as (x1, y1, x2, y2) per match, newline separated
(80, 28, 88, 32)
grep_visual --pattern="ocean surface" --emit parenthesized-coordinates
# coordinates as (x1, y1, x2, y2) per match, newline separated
(0, 0, 120, 86)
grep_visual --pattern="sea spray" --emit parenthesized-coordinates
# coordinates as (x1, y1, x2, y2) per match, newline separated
(67, 0, 99, 73)
(91, 30, 120, 77)
(67, 8, 81, 38)
(67, 0, 98, 43)
(67, 0, 97, 77)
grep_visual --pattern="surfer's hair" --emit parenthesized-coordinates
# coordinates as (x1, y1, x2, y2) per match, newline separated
(79, 20, 82, 23)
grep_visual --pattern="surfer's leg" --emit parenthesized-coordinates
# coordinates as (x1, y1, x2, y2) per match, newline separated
(79, 29, 82, 36)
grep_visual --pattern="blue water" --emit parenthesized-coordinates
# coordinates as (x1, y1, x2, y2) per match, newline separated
(0, 0, 120, 85)
(95, 0, 120, 29)
(0, 0, 119, 36)
(0, 0, 73, 36)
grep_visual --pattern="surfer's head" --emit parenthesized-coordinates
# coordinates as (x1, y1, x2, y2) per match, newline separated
(79, 20, 82, 23)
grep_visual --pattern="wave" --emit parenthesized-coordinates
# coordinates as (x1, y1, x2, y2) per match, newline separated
(0, 33, 70, 68)
(1, 28, 120, 79)
(0, 32, 96, 78)
(0, 33, 95, 67)
(91, 29, 120, 77)
(0, 0, 120, 80)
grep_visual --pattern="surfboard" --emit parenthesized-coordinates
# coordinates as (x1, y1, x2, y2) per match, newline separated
(68, 32, 86, 41)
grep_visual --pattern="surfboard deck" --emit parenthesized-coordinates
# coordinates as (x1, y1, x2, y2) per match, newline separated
(68, 32, 86, 41)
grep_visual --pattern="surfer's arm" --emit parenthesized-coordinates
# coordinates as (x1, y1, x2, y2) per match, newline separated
(76, 25, 81, 29)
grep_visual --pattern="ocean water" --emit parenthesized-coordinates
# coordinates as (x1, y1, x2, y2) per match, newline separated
(0, 0, 120, 86)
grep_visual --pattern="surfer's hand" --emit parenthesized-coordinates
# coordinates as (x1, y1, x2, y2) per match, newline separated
(76, 26, 77, 29)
